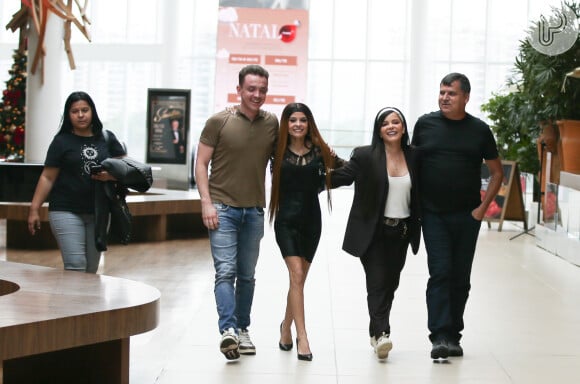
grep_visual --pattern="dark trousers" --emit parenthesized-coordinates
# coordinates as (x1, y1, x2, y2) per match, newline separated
(360, 223, 409, 339)
(422, 210, 481, 342)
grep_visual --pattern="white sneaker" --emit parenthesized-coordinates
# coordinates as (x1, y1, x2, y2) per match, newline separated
(220, 328, 240, 360)
(370, 336, 377, 348)
(374, 333, 393, 360)
(237, 328, 256, 355)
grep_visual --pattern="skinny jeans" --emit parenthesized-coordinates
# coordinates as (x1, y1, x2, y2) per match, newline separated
(49, 211, 101, 273)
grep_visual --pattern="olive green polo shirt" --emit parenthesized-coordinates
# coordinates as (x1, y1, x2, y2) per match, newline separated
(200, 108, 278, 207)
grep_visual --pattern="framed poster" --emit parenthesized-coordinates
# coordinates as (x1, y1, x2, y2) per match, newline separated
(481, 160, 527, 232)
(146, 89, 191, 165)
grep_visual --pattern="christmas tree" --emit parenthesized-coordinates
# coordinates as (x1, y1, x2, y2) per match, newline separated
(0, 49, 27, 162)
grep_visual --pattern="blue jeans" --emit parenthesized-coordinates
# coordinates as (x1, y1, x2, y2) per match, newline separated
(422, 210, 481, 342)
(209, 203, 264, 333)
(49, 211, 101, 273)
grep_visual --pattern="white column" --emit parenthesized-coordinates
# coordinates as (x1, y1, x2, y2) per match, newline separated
(408, 0, 429, 131)
(25, 14, 64, 163)
(161, 1, 180, 88)
(156, 2, 192, 190)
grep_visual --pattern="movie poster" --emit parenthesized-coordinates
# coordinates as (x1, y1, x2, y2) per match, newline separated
(146, 89, 191, 165)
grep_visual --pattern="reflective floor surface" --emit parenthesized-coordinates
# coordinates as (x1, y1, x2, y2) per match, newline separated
(2, 188, 580, 383)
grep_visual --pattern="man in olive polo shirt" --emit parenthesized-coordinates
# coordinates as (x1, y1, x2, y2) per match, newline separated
(195, 64, 279, 361)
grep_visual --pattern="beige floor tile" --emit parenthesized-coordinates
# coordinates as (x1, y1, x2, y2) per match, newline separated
(2, 188, 580, 383)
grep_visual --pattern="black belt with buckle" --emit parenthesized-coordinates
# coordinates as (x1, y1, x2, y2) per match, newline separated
(383, 217, 409, 238)
(383, 217, 402, 226)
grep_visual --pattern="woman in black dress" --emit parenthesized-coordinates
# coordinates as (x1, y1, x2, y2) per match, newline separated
(269, 103, 343, 361)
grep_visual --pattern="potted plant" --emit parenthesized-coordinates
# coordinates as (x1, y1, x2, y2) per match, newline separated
(481, 90, 540, 175)
(482, 1, 580, 185)
(516, 1, 580, 177)
(557, 67, 580, 174)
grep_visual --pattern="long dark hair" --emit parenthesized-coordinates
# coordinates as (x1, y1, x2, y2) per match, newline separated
(361, 106, 410, 217)
(269, 102, 336, 223)
(57, 91, 104, 136)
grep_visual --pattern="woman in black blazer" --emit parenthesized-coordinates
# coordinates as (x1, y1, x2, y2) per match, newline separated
(331, 107, 420, 360)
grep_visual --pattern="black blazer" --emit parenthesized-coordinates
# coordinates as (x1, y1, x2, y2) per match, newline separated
(331, 145, 421, 257)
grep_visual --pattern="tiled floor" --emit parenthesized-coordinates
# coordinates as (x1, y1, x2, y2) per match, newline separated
(2, 188, 580, 383)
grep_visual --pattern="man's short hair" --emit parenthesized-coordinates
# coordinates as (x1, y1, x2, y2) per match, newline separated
(441, 72, 471, 94)
(239, 65, 269, 86)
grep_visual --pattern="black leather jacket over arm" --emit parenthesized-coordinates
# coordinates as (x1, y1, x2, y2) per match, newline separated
(94, 158, 153, 251)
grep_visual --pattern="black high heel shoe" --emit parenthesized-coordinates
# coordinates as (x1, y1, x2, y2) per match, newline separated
(296, 338, 313, 361)
(279, 321, 293, 351)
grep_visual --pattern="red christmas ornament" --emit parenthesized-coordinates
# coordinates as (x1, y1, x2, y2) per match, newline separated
(13, 127, 24, 146)
(5, 89, 21, 106)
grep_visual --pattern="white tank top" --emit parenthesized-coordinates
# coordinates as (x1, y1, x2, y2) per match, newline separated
(384, 173, 411, 218)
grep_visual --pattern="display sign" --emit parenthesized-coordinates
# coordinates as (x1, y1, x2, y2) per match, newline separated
(146, 89, 191, 165)
(481, 160, 527, 232)
(214, 6, 309, 117)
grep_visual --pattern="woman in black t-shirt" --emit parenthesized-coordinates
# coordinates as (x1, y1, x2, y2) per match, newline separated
(28, 91, 126, 273)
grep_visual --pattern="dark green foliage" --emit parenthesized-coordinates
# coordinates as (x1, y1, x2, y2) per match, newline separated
(481, 1, 579, 174)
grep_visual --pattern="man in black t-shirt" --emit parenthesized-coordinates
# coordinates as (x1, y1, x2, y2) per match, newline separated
(411, 73, 503, 360)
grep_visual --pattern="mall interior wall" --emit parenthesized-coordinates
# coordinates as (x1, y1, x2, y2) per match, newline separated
(0, 0, 564, 164)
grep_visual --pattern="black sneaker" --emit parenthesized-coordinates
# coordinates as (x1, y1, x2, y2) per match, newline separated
(430, 339, 449, 359)
(448, 341, 463, 357)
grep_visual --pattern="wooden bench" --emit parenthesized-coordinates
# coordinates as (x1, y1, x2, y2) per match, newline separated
(0, 187, 205, 249)
(0, 260, 160, 384)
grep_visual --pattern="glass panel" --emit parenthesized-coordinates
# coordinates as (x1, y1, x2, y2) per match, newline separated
(333, 0, 367, 60)
(483, 63, 513, 102)
(367, 0, 408, 61)
(190, 1, 219, 57)
(330, 62, 366, 154)
(82, 2, 128, 43)
(425, 0, 451, 62)
(307, 61, 332, 134)
(0, 0, 21, 43)
(486, 0, 528, 62)
(308, 1, 333, 59)
(126, 0, 161, 43)
(450, 1, 487, 62)
(189, 59, 216, 139)
(365, 62, 407, 121)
